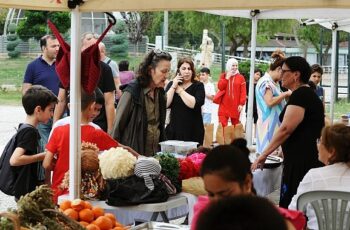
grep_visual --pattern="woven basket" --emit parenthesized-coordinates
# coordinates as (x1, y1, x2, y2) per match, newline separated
(182, 177, 207, 196)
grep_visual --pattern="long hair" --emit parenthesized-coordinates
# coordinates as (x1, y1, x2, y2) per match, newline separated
(177, 57, 197, 82)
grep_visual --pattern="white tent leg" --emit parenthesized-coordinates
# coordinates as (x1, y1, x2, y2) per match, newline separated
(69, 7, 82, 200)
(330, 28, 337, 124)
(246, 14, 258, 147)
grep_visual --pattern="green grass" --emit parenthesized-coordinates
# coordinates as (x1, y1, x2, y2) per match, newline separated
(1, 55, 350, 120)
(0, 57, 34, 87)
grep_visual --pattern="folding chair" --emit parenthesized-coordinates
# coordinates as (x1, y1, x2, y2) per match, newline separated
(296, 190, 350, 230)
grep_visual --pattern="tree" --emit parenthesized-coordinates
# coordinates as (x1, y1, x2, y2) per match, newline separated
(120, 12, 154, 54)
(109, 20, 129, 57)
(296, 24, 348, 64)
(6, 23, 20, 58)
(16, 10, 70, 41)
(0, 8, 9, 35)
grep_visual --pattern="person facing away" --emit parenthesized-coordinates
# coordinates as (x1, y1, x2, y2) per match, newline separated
(246, 68, 262, 125)
(310, 64, 325, 108)
(165, 57, 205, 145)
(118, 60, 135, 86)
(9, 85, 58, 200)
(111, 49, 172, 157)
(217, 58, 246, 127)
(196, 195, 288, 230)
(289, 124, 350, 230)
(53, 32, 116, 133)
(99, 42, 122, 100)
(44, 89, 138, 203)
(255, 50, 291, 155)
(22, 35, 61, 182)
(199, 67, 215, 125)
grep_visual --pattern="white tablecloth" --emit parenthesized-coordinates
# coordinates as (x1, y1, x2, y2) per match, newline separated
(253, 165, 282, 197)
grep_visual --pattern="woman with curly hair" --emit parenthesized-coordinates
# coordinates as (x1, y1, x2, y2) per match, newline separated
(111, 49, 172, 156)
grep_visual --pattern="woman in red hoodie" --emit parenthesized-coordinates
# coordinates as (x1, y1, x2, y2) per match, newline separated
(217, 58, 246, 126)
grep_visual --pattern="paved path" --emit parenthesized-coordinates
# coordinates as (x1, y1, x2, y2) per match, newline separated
(0, 105, 25, 211)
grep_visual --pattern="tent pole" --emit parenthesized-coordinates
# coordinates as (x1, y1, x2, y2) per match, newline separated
(69, 7, 82, 200)
(330, 27, 337, 124)
(246, 11, 258, 147)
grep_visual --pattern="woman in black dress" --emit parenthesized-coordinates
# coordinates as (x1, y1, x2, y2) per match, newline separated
(165, 57, 205, 145)
(251, 56, 324, 208)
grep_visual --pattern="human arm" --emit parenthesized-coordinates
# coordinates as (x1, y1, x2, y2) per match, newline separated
(217, 73, 228, 91)
(238, 77, 247, 112)
(104, 91, 116, 134)
(251, 104, 305, 171)
(263, 89, 291, 108)
(119, 144, 140, 158)
(53, 87, 67, 123)
(114, 77, 122, 99)
(166, 74, 183, 107)
(22, 83, 32, 95)
(42, 150, 55, 171)
(9, 147, 45, 166)
(111, 92, 133, 141)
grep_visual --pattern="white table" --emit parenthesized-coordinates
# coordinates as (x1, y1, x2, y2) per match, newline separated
(58, 193, 192, 225)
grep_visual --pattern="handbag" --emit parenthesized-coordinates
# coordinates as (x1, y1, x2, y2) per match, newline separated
(213, 90, 225, 104)
(106, 175, 169, 206)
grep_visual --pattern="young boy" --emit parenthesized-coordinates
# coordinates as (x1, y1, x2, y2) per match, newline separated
(9, 85, 57, 200)
(43, 89, 137, 202)
(199, 67, 215, 124)
(310, 64, 325, 107)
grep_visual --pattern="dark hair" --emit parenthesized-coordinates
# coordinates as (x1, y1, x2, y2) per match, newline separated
(311, 64, 323, 75)
(321, 124, 350, 164)
(284, 56, 311, 84)
(200, 67, 210, 75)
(308, 80, 317, 92)
(81, 89, 96, 111)
(40, 35, 56, 51)
(254, 68, 263, 76)
(136, 49, 172, 88)
(269, 49, 285, 71)
(177, 57, 196, 82)
(200, 145, 251, 186)
(118, 60, 130, 72)
(196, 195, 287, 230)
(95, 87, 104, 105)
(22, 85, 58, 115)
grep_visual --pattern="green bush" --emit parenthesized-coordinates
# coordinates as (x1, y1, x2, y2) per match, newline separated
(239, 60, 269, 81)
(6, 40, 20, 51)
(8, 50, 21, 58)
(6, 34, 17, 41)
(8, 23, 16, 33)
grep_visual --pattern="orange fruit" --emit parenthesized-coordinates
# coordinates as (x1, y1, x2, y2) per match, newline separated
(79, 208, 94, 223)
(114, 221, 124, 228)
(80, 221, 89, 227)
(86, 224, 101, 230)
(71, 198, 85, 212)
(104, 213, 117, 225)
(94, 216, 113, 230)
(59, 200, 71, 211)
(63, 208, 78, 220)
(84, 200, 93, 210)
(92, 206, 105, 219)
(113, 227, 125, 230)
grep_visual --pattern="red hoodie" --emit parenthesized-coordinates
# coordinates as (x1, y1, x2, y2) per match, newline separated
(217, 72, 246, 119)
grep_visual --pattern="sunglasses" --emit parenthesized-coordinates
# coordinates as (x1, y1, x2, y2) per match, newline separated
(153, 49, 171, 59)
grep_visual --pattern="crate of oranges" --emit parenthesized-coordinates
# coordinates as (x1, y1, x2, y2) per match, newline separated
(60, 198, 126, 230)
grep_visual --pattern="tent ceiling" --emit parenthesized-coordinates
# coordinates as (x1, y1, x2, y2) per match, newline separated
(2, 0, 350, 12)
(202, 9, 350, 20)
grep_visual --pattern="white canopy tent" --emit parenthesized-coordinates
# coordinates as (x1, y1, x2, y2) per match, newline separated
(1, 0, 350, 199)
(202, 9, 350, 147)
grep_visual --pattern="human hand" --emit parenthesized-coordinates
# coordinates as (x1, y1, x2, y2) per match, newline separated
(284, 90, 292, 97)
(238, 105, 243, 112)
(173, 73, 184, 88)
(251, 154, 267, 171)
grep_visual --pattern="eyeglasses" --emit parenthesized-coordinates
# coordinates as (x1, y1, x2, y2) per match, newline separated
(281, 69, 293, 75)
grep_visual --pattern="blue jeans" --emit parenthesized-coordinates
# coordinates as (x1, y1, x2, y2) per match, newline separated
(37, 118, 53, 181)
(202, 113, 212, 125)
